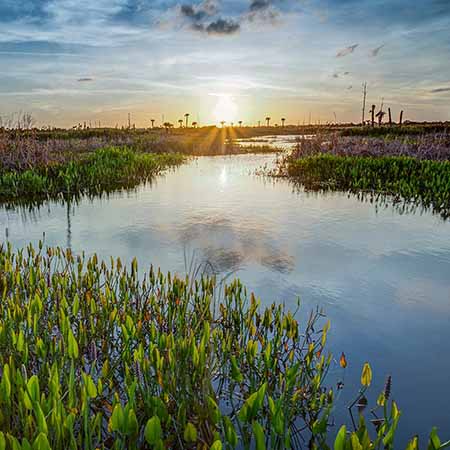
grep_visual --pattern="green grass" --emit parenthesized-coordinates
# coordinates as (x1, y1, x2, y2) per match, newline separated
(0, 147, 185, 201)
(0, 244, 446, 449)
(287, 155, 450, 216)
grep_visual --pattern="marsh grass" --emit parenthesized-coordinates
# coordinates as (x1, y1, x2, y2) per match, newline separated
(286, 154, 450, 219)
(0, 147, 185, 201)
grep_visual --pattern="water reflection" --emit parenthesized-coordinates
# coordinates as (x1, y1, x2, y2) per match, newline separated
(179, 214, 295, 275)
(1, 152, 449, 445)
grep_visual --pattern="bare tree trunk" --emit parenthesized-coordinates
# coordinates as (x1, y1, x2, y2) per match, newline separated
(388, 108, 392, 126)
(399, 110, 403, 126)
(371, 105, 375, 127)
(361, 82, 367, 126)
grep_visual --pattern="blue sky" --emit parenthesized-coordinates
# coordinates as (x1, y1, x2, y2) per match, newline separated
(0, 0, 449, 127)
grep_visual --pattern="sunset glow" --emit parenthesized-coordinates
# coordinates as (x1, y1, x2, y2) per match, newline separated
(212, 94, 238, 125)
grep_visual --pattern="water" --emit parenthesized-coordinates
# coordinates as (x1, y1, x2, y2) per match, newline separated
(2, 144, 450, 444)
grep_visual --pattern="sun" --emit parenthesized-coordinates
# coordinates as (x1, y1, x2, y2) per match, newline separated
(213, 94, 238, 125)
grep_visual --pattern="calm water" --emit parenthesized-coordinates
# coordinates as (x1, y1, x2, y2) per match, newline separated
(2, 147, 450, 443)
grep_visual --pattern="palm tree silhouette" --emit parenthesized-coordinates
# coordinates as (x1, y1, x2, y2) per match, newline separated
(151, 119, 155, 128)
(220, 121, 225, 128)
(163, 122, 173, 133)
(192, 121, 198, 128)
(184, 113, 190, 128)
(281, 118, 285, 127)
(265, 117, 271, 127)
(238, 121, 242, 127)
(178, 119, 183, 128)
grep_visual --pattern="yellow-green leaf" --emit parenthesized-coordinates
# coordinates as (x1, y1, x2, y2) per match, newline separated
(361, 363, 372, 387)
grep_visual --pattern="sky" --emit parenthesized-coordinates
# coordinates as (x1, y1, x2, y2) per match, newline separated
(0, 0, 450, 127)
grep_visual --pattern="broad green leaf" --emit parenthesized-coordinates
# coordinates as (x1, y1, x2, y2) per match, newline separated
(334, 425, 346, 450)
(183, 422, 197, 443)
(32, 433, 51, 450)
(252, 421, 266, 450)
(0, 365, 11, 403)
(84, 374, 97, 398)
(125, 409, 138, 437)
(210, 441, 222, 450)
(110, 404, 124, 432)
(144, 416, 162, 445)
(34, 403, 48, 435)
(350, 433, 362, 450)
(67, 329, 79, 359)
(406, 436, 419, 450)
(428, 427, 441, 450)
(27, 375, 40, 402)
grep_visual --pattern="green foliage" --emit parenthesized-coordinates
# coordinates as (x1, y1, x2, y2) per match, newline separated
(287, 155, 450, 217)
(0, 244, 446, 449)
(0, 147, 185, 201)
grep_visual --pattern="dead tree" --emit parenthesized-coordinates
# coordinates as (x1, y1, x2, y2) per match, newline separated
(399, 110, 403, 126)
(371, 105, 376, 127)
(388, 108, 392, 126)
(361, 82, 367, 126)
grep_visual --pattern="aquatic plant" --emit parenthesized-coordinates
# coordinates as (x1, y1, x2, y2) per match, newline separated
(286, 155, 450, 218)
(0, 244, 447, 449)
(0, 147, 185, 201)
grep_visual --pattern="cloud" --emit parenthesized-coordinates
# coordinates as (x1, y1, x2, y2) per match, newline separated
(205, 18, 240, 34)
(336, 44, 358, 57)
(370, 44, 385, 57)
(179, 0, 218, 22)
(249, 0, 271, 12)
(431, 87, 450, 93)
(332, 71, 350, 79)
(245, 0, 281, 24)
(178, 0, 239, 35)
(77, 77, 93, 82)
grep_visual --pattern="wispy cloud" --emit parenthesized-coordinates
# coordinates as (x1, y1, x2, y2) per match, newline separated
(370, 44, 385, 57)
(332, 71, 350, 78)
(431, 87, 450, 93)
(336, 44, 358, 57)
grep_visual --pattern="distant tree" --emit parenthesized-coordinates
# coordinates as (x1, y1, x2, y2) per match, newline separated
(230, 122, 234, 127)
(265, 117, 271, 127)
(163, 122, 173, 133)
(281, 118, 286, 127)
(184, 113, 190, 128)
(178, 119, 183, 128)
(151, 119, 155, 128)
(238, 120, 242, 127)
(192, 121, 198, 128)
(220, 121, 225, 128)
